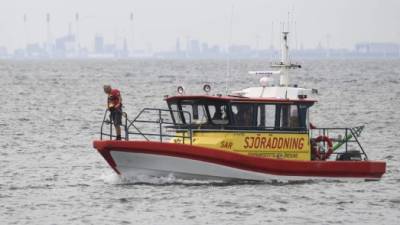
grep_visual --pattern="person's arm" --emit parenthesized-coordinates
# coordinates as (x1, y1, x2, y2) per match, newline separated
(107, 96, 111, 109)
(115, 95, 121, 108)
(107, 96, 115, 109)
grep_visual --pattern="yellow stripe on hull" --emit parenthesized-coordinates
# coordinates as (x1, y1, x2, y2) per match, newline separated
(172, 131, 311, 161)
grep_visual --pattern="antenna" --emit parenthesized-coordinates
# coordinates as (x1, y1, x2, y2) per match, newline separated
(281, 31, 289, 65)
(294, 21, 298, 50)
(270, 26, 301, 87)
(250, 20, 301, 89)
(225, 4, 234, 94)
(270, 21, 274, 50)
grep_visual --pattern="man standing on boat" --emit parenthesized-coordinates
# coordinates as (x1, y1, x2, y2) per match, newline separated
(103, 85, 123, 140)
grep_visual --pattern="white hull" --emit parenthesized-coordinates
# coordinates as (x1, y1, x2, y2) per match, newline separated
(110, 151, 359, 182)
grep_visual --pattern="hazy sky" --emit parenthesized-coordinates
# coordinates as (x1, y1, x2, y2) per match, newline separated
(0, 0, 399, 51)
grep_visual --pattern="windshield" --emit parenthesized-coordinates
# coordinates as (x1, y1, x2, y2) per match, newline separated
(169, 100, 229, 126)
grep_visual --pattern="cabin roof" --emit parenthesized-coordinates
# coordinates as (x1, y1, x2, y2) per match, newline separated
(165, 95, 317, 104)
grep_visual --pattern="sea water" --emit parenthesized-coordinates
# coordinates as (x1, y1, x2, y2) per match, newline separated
(0, 59, 399, 224)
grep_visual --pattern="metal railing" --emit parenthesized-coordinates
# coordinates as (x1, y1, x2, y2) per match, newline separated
(100, 109, 129, 140)
(127, 108, 193, 144)
(99, 109, 368, 160)
(309, 126, 368, 159)
(100, 108, 193, 144)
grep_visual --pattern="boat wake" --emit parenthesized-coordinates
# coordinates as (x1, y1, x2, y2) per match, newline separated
(100, 172, 322, 186)
(100, 172, 226, 185)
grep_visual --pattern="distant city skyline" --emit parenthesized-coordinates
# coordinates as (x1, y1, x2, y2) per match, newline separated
(0, 0, 399, 53)
(1, 29, 399, 59)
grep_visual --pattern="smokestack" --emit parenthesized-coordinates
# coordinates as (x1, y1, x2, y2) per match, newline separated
(75, 12, 80, 54)
(130, 12, 134, 55)
(23, 14, 29, 49)
(46, 13, 52, 55)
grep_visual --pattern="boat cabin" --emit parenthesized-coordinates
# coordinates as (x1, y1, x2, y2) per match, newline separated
(166, 95, 316, 132)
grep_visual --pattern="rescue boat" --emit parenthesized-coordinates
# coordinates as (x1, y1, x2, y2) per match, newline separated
(93, 31, 386, 181)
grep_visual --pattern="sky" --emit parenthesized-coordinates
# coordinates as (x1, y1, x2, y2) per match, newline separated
(0, 0, 399, 52)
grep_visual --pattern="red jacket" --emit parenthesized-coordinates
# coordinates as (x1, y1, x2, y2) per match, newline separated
(108, 89, 122, 109)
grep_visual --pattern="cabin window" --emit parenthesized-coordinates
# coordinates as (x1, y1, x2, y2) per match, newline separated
(208, 104, 229, 125)
(169, 103, 183, 124)
(231, 103, 255, 127)
(279, 105, 299, 129)
(180, 104, 193, 124)
(277, 104, 309, 130)
(178, 100, 230, 126)
(257, 104, 276, 129)
(181, 102, 208, 124)
(298, 104, 309, 129)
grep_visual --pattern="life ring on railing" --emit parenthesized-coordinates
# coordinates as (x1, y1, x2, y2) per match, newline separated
(313, 135, 333, 160)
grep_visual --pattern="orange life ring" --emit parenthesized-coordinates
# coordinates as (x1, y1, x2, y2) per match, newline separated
(313, 135, 333, 160)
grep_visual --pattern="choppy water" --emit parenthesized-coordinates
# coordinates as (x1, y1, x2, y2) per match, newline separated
(1, 59, 399, 224)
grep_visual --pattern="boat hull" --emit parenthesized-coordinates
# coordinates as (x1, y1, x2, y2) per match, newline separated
(110, 151, 286, 181)
(93, 140, 386, 181)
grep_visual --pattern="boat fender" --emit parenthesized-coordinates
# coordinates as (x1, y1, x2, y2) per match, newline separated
(313, 135, 333, 160)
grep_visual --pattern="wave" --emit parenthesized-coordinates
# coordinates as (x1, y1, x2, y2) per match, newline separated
(100, 172, 325, 186)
